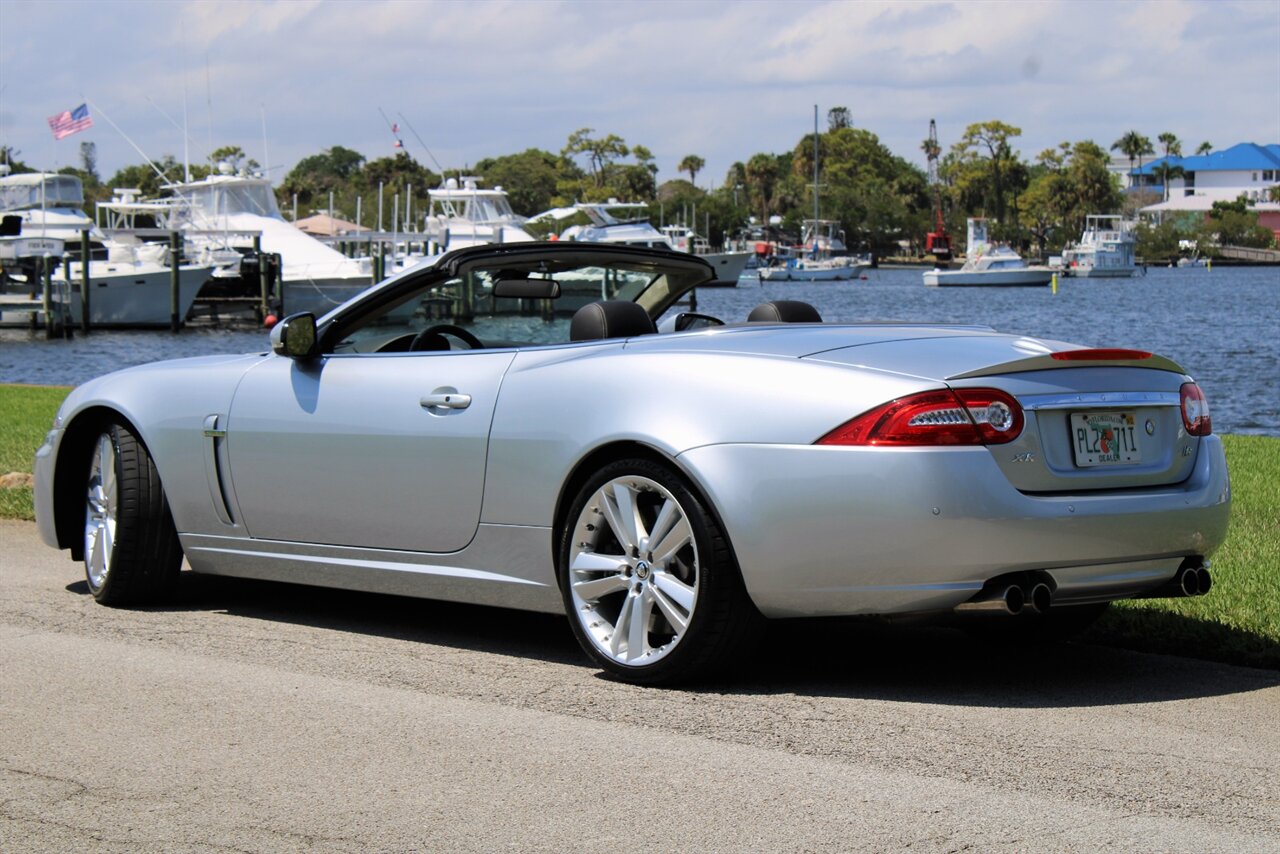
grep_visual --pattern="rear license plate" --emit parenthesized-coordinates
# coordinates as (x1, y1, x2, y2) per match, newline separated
(1070, 412, 1142, 467)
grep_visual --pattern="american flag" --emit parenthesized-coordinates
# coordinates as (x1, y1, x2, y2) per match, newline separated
(47, 103, 94, 140)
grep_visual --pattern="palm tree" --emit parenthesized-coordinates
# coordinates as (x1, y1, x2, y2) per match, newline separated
(1196, 141, 1213, 156)
(744, 153, 778, 225)
(1157, 132, 1182, 159)
(1111, 131, 1155, 188)
(1151, 163, 1186, 202)
(677, 154, 705, 185)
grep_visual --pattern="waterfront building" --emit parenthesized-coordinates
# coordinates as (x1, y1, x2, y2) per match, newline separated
(1135, 143, 1280, 240)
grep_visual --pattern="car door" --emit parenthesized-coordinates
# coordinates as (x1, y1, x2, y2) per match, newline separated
(225, 349, 515, 553)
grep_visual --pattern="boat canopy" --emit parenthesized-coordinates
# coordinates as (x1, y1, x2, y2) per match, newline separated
(0, 173, 85, 212)
(174, 177, 282, 220)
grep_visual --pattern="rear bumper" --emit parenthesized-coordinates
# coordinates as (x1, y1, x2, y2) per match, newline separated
(678, 436, 1231, 618)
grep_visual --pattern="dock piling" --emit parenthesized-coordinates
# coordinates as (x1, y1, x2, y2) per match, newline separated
(80, 230, 91, 333)
(170, 231, 182, 333)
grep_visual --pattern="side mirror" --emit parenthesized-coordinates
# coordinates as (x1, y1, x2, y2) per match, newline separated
(270, 312, 319, 359)
(658, 312, 725, 333)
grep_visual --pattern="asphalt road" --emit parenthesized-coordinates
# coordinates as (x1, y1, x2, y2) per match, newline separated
(2, 519, 1278, 853)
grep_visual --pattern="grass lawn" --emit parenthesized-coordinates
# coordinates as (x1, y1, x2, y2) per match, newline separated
(0, 384, 69, 520)
(1, 382, 1276, 669)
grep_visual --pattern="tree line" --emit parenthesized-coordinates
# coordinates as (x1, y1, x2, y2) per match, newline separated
(5, 111, 1274, 257)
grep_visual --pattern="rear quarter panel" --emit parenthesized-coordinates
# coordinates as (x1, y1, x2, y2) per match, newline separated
(480, 340, 936, 527)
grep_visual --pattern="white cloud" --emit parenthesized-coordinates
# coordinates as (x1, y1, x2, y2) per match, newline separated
(0, 0, 1275, 190)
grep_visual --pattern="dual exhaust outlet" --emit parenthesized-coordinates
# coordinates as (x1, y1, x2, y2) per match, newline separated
(955, 559, 1212, 617)
(954, 578, 1053, 617)
(1136, 559, 1213, 600)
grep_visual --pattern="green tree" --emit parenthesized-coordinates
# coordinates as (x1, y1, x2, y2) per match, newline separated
(210, 144, 261, 174)
(1199, 195, 1277, 250)
(279, 145, 367, 213)
(562, 128, 629, 188)
(0, 146, 35, 173)
(1196, 141, 1213, 155)
(1157, 132, 1182, 159)
(1111, 130, 1154, 185)
(475, 148, 575, 215)
(1151, 162, 1186, 202)
(677, 154, 705, 185)
(744, 153, 779, 224)
(947, 121, 1026, 232)
(827, 107, 851, 131)
(790, 126, 928, 252)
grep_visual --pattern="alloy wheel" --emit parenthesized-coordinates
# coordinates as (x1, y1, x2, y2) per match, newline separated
(567, 475, 699, 667)
(84, 433, 117, 590)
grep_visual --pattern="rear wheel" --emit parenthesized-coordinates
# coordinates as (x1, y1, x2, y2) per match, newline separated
(83, 423, 183, 605)
(558, 458, 761, 684)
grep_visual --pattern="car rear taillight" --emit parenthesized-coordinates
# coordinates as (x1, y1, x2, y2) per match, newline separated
(1180, 382, 1212, 436)
(1050, 348, 1152, 361)
(817, 388, 1024, 446)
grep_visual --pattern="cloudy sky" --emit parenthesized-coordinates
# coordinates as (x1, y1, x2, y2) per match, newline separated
(2, 0, 1277, 189)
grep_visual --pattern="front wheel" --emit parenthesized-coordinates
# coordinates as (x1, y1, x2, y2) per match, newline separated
(83, 423, 183, 605)
(558, 458, 761, 684)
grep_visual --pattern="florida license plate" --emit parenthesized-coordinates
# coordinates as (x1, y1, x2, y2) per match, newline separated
(1070, 412, 1143, 467)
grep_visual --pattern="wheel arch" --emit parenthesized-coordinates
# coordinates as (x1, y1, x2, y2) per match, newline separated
(53, 406, 151, 557)
(550, 440, 744, 588)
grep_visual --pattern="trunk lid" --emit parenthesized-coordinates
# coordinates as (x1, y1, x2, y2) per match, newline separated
(808, 337, 1200, 492)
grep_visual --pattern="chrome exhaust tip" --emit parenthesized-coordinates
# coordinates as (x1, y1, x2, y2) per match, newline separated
(1027, 582, 1053, 614)
(955, 584, 1024, 616)
(1195, 566, 1213, 596)
(1178, 566, 1200, 597)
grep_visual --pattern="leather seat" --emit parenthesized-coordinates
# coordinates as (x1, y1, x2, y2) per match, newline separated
(570, 300, 658, 341)
(747, 300, 823, 323)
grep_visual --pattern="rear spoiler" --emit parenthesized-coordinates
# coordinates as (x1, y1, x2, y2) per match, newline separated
(949, 347, 1186, 380)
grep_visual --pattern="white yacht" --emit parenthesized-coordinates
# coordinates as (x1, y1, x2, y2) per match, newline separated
(99, 165, 375, 316)
(758, 221, 867, 282)
(168, 168, 374, 315)
(537, 201, 749, 283)
(422, 177, 535, 251)
(658, 224, 752, 282)
(1062, 215, 1137, 278)
(0, 172, 212, 327)
(923, 219, 1052, 287)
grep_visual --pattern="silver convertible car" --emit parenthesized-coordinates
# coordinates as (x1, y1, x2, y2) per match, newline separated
(34, 243, 1231, 683)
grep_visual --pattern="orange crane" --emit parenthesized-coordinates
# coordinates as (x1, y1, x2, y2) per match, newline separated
(924, 119, 952, 262)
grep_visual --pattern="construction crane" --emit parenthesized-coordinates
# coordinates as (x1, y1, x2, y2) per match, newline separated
(924, 119, 952, 262)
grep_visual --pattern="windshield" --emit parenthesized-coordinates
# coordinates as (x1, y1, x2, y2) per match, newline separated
(325, 252, 707, 354)
(0, 175, 84, 211)
(183, 181, 281, 219)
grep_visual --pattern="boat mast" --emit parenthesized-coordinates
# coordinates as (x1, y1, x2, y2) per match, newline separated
(812, 104, 820, 227)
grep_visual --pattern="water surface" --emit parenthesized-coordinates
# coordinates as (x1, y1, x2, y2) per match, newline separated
(2, 265, 1275, 435)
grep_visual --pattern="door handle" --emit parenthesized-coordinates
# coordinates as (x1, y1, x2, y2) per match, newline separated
(420, 392, 471, 410)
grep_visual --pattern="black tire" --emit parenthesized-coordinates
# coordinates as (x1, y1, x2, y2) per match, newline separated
(82, 423, 183, 606)
(558, 457, 762, 685)
(962, 602, 1111, 645)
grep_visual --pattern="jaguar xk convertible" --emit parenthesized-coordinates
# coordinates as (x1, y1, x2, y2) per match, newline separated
(34, 243, 1231, 683)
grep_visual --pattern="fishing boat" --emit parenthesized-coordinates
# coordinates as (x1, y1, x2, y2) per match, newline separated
(422, 177, 535, 251)
(923, 219, 1052, 287)
(0, 172, 213, 327)
(98, 165, 375, 316)
(1062, 215, 1137, 278)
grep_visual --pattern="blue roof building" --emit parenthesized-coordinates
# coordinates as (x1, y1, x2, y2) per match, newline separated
(1133, 143, 1280, 203)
